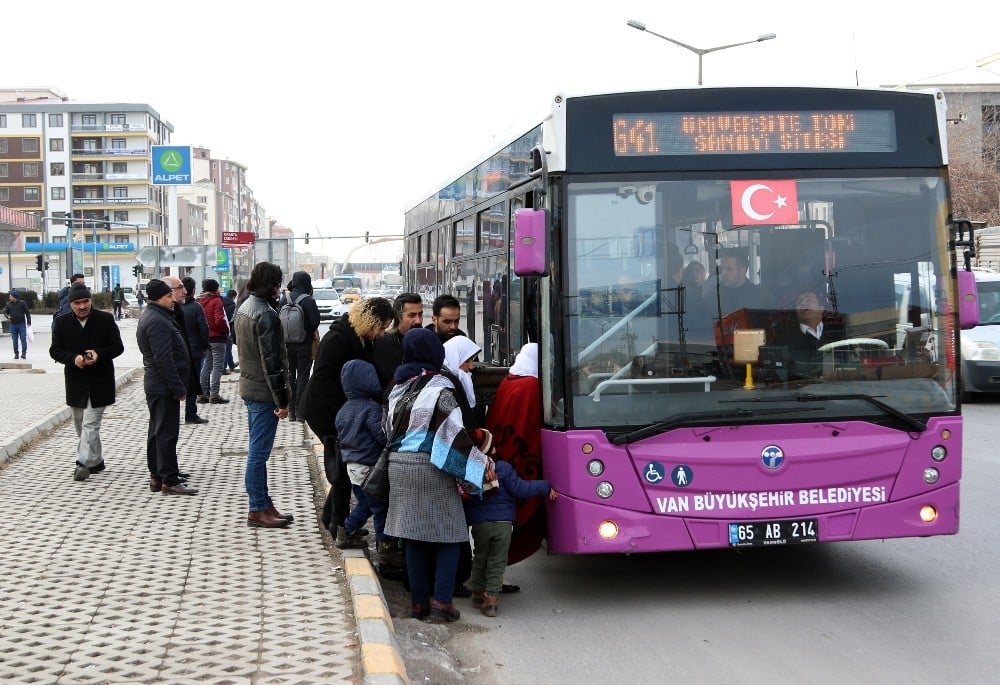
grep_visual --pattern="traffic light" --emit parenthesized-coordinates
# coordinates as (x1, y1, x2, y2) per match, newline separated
(132, 264, 142, 277)
(304, 232, 309, 245)
(35, 255, 45, 272)
(365, 230, 369, 243)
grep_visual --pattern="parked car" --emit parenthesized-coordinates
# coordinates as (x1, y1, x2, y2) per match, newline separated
(961, 269, 1000, 400)
(313, 289, 344, 321)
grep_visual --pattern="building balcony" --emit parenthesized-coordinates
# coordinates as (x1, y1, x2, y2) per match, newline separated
(71, 148, 148, 158)
(71, 124, 148, 133)
(72, 172, 149, 182)
(73, 197, 149, 207)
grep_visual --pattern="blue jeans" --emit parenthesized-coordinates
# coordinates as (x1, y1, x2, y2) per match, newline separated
(344, 483, 387, 540)
(10, 323, 26, 356)
(244, 399, 278, 511)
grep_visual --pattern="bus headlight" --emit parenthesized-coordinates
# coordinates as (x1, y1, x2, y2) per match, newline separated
(923, 467, 939, 484)
(930, 445, 947, 462)
(596, 481, 614, 499)
(598, 520, 619, 539)
(587, 459, 604, 477)
(919, 505, 938, 523)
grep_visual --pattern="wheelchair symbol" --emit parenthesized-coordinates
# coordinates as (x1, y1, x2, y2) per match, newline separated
(644, 462, 666, 484)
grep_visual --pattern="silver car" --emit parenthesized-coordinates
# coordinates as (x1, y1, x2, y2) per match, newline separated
(313, 289, 345, 321)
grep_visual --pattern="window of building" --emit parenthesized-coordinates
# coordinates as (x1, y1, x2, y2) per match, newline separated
(50, 162, 65, 176)
(51, 187, 66, 200)
(114, 211, 129, 222)
(197, 195, 207, 204)
(113, 186, 128, 198)
(0, 188, 8, 201)
(23, 163, 39, 177)
(114, 234, 129, 243)
(111, 138, 126, 149)
(50, 138, 64, 151)
(52, 235, 66, 243)
(25, 236, 40, 244)
(0, 114, 5, 128)
(22, 138, 39, 153)
(24, 187, 40, 201)
(112, 162, 127, 174)
(48, 113, 64, 127)
(81, 114, 97, 126)
(0, 163, 6, 177)
(85, 188, 100, 199)
(110, 114, 126, 125)
(22, 114, 37, 127)
(0, 140, 6, 153)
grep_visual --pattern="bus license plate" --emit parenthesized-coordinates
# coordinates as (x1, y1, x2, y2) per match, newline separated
(728, 519, 818, 547)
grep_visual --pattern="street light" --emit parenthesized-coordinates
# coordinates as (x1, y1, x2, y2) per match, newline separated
(626, 19, 775, 85)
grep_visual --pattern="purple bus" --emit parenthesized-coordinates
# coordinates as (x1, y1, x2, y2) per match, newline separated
(403, 86, 978, 555)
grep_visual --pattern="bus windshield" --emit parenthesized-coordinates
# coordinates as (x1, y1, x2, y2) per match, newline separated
(564, 174, 955, 430)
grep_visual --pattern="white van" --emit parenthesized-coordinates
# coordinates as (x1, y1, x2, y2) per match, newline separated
(960, 269, 1000, 399)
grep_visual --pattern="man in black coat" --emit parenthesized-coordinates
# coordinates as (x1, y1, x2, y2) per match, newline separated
(179, 276, 209, 424)
(284, 271, 321, 421)
(136, 278, 198, 495)
(222, 288, 238, 373)
(785, 290, 845, 379)
(50, 283, 125, 481)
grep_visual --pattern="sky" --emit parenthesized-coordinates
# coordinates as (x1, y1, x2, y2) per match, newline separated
(6, 1, 1000, 262)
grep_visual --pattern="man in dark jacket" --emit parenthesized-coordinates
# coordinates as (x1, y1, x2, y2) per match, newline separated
(56, 273, 86, 318)
(425, 293, 466, 343)
(136, 278, 198, 495)
(235, 261, 293, 528)
(284, 271, 321, 421)
(3, 290, 31, 359)
(49, 283, 125, 482)
(179, 276, 209, 424)
(223, 289, 238, 373)
(373, 292, 423, 390)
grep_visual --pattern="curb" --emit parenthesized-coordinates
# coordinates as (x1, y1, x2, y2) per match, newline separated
(311, 430, 409, 685)
(0, 367, 143, 467)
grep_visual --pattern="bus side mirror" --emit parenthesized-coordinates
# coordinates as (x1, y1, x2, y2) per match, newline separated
(514, 208, 547, 276)
(956, 270, 979, 329)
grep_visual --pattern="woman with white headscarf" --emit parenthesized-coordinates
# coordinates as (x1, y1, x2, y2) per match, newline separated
(484, 343, 545, 566)
(442, 335, 483, 428)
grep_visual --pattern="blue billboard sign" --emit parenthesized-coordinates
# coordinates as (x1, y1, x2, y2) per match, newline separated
(151, 145, 192, 186)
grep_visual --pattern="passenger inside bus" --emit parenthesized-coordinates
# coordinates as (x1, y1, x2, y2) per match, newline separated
(703, 247, 774, 319)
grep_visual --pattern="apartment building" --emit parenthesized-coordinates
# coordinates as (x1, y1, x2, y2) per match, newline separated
(0, 88, 173, 292)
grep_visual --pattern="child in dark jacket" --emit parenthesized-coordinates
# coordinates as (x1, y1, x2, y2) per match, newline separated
(463, 457, 556, 617)
(335, 359, 387, 550)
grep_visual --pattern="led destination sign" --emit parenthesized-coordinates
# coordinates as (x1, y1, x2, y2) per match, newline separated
(613, 110, 897, 156)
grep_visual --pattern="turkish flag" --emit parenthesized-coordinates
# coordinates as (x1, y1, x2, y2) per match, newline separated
(730, 180, 799, 225)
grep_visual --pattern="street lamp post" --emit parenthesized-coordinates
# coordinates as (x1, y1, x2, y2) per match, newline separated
(626, 20, 775, 85)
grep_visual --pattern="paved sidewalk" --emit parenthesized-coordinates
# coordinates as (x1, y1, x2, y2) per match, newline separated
(0, 350, 406, 684)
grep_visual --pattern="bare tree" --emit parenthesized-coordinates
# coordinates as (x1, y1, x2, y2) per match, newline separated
(947, 105, 1000, 227)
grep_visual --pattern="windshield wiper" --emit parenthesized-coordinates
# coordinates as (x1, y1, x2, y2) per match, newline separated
(727, 393, 927, 433)
(610, 406, 822, 445)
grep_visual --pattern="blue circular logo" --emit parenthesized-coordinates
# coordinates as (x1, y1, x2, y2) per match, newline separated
(643, 462, 666, 484)
(761, 445, 785, 470)
(670, 465, 693, 487)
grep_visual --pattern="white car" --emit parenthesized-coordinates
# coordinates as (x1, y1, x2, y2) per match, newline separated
(313, 289, 346, 321)
(961, 269, 1000, 399)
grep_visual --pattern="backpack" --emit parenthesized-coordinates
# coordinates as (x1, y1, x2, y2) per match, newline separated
(279, 293, 309, 343)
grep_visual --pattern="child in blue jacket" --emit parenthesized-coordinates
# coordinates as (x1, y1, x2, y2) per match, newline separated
(463, 454, 556, 617)
(335, 359, 386, 549)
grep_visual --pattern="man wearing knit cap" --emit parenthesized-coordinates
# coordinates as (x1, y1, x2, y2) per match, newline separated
(135, 278, 198, 495)
(50, 282, 124, 482)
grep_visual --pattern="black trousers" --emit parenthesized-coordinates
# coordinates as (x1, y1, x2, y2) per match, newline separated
(286, 342, 313, 416)
(146, 393, 181, 486)
(319, 435, 351, 534)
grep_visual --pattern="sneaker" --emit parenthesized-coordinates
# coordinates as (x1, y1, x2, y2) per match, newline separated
(209, 395, 230, 404)
(73, 464, 90, 482)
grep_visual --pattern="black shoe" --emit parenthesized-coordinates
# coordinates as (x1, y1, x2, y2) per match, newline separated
(196, 395, 210, 404)
(209, 395, 230, 404)
(162, 482, 199, 495)
(178, 471, 190, 480)
(185, 416, 209, 424)
(501, 583, 521, 594)
(73, 464, 90, 482)
(88, 461, 106, 474)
